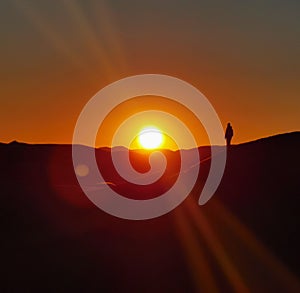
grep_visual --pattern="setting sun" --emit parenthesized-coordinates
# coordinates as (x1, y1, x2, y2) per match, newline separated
(138, 127, 164, 149)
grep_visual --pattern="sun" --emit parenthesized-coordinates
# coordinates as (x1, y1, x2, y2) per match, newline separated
(138, 127, 164, 149)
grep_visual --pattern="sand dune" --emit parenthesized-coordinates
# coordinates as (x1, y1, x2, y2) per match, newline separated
(1, 132, 299, 291)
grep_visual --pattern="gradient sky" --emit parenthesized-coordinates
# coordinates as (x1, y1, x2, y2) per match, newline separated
(1, 0, 299, 147)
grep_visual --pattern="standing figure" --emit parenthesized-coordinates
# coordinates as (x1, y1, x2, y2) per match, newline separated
(225, 123, 234, 146)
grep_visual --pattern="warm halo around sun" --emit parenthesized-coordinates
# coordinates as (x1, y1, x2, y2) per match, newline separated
(138, 127, 164, 149)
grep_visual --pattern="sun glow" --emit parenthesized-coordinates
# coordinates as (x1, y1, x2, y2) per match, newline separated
(138, 127, 164, 149)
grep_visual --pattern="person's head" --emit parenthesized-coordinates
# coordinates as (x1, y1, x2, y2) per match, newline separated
(227, 122, 231, 126)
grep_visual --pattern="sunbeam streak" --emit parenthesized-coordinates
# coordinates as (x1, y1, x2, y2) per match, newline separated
(184, 199, 250, 293)
(177, 198, 300, 292)
(173, 207, 219, 292)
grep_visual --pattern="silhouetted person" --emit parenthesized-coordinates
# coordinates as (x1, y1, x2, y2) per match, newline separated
(225, 123, 233, 146)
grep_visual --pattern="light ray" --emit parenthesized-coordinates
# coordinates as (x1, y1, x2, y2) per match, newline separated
(61, 0, 116, 79)
(173, 206, 219, 292)
(184, 198, 250, 292)
(209, 200, 300, 291)
(12, 0, 87, 70)
(179, 197, 300, 291)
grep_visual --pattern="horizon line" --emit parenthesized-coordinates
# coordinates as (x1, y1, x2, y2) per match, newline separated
(1, 131, 299, 150)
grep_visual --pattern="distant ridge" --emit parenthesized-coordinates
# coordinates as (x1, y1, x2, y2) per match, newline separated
(1, 131, 299, 150)
(239, 131, 300, 146)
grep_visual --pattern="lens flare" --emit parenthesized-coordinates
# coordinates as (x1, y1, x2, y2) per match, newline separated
(72, 74, 226, 220)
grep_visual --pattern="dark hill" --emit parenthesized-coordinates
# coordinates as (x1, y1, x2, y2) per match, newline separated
(0, 132, 299, 292)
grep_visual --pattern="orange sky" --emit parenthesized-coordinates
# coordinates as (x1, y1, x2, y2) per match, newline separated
(0, 0, 299, 147)
(95, 96, 209, 149)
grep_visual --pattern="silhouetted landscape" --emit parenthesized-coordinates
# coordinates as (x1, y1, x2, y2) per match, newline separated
(1, 132, 300, 292)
